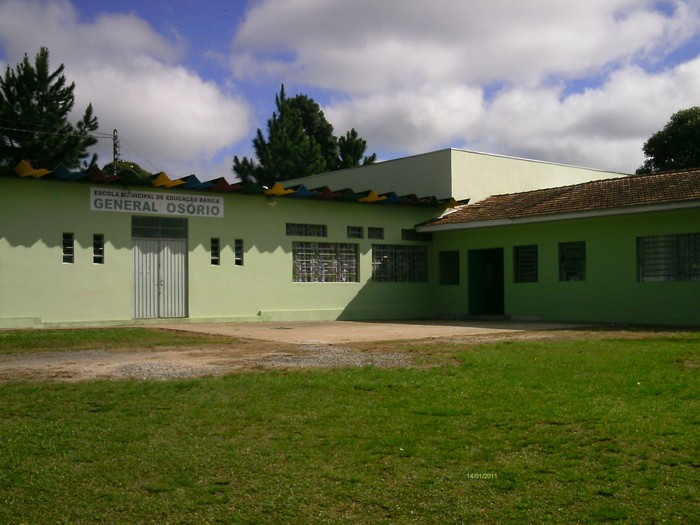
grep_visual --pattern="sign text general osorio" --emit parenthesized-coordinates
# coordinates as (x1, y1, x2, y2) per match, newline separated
(90, 188, 224, 218)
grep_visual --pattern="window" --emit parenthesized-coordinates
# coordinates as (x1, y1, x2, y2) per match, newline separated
(132, 216, 187, 239)
(211, 238, 220, 266)
(439, 251, 460, 285)
(234, 239, 244, 266)
(637, 233, 700, 282)
(372, 244, 428, 283)
(292, 242, 358, 283)
(93, 234, 105, 264)
(514, 245, 538, 283)
(402, 229, 433, 242)
(368, 227, 384, 239)
(559, 242, 586, 281)
(347, 226, 363, 239)
(62, 233, 74, 264)
(286, 223, 327, 237)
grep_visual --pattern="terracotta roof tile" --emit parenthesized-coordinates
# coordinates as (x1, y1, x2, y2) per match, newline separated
(425, 169, 700, 227)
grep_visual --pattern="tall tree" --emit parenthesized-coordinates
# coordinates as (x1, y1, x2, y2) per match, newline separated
(233, 85, 325, 187)
(637, 107, 700, 174)
(288, 93, 338, 171)
(0, 47, 99, 170)
(338, 128, 377, 169)
(233, 85, 375, 185)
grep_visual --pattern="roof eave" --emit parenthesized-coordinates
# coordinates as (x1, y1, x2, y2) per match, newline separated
(417, 200, 700, 232)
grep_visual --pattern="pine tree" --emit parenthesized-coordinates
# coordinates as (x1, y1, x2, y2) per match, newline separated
(0, 47, 99, 170)
(234, 85, 325, 186)
(288, 94, 338, 171)
(233, 85, 375, 185)
(338, 128, 377, 170)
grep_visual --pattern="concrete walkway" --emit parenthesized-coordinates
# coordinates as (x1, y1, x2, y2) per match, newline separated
(156, 320, 586, 344)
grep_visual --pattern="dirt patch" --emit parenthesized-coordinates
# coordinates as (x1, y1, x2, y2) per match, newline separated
(0, 340, 413, 382)
(0, 322, 693, 382)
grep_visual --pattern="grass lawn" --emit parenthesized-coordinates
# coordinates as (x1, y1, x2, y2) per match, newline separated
(0, 331, 698, 523)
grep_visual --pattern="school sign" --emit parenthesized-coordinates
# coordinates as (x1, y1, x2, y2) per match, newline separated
(90, 187, 224, 218)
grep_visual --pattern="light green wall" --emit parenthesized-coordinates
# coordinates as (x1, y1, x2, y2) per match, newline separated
(3, 177, 697, 328)
(187, 190, 437, 322)
(0, 178, 134, 326)
(431, 208, 700, 326)
(0, 177, 437, 327)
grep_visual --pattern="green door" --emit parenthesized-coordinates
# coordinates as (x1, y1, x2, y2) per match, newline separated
(468, 248, 505, 316)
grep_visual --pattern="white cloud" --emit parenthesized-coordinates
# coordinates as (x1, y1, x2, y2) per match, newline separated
(0, 0, 251, 177)
(233, 0, 699, 91)
(2, 0, 699, 178)
(75, 58, 249, 176)
(472, 58, 700, 172)
(232, 0, 700, 172)
(325, 84, 484, 155)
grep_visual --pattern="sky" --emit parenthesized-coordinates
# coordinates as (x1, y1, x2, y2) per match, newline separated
(0, 0, 699, 180)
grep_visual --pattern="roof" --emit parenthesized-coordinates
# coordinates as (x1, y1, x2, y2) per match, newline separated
(3, 160, 465, 209)
(422, 168, 700, 229)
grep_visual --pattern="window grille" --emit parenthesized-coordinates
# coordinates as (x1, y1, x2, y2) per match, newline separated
(211, 238, 220, 266)
(637, 233, 700, 282)
(347, 226, 363, 239)
(292, 242, 358, 282)
(234, 239, 244, 266)
(62, 233, 74, 264)
(286, 223, 327, 237)
(368, 227, 384, 240)
(402, 229, 433, 242)
(439, 251, 460, 285)
(372, 244, 428, 283)
(559, 242, 586, 281)
(93, 234, 105, 264)
(514, 245, 538, 283)
(132, 216, 187, 239)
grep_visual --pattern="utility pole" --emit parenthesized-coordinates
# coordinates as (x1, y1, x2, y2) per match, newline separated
(112, 129, 121, 177)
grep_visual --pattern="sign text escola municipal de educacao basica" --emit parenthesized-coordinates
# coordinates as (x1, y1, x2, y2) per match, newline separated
(90, 187, 224, 218)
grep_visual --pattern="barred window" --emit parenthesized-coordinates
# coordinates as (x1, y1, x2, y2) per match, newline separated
(62, 233, 74, 264)
(292, 242, 358, 282)
(211, 238, 220, 266)
(372, 244, 428, 283)
(286, 223, 327, 237)
(402, 229, 433, 242)
(93, 234, 105, 265)
(637, 233, 700, 282)
(368, 227, 384, 239)
(559, 241, 586, 281)
(347, 226, 363, 239)
(234, 239, 244, 266)
(439, 251, 460, 285)
(514, 245, 538, 283)
(132, 216, 187, 239)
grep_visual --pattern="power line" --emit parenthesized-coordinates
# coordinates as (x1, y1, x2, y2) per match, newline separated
(0, 124, 111, 139)
(1, 123, 162, 173)
(119, 135, 161, 172)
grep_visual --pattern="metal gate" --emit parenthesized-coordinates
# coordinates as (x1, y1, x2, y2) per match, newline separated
(133, 238, 188, 318)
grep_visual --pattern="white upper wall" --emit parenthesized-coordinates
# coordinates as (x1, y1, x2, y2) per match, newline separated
(283, 149, 454, 199)
(285, 148, 628, 202)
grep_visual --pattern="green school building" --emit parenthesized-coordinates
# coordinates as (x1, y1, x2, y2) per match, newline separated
(1, 148, 698, 328)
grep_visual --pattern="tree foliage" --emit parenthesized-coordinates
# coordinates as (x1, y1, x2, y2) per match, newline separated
(233, 85, 375, 186)
(338, 128, 377, 169)
(101, 161, 153, 184)
(0, 47, 99, 171)
(637, 107, 700, 174)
